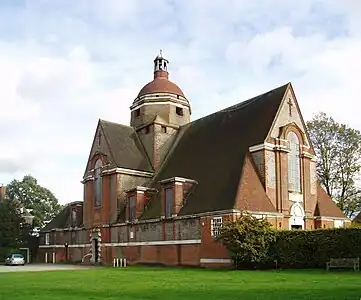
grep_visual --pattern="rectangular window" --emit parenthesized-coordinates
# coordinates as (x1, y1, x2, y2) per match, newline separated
(334, 220, 344, 228)
(129, 196, 136, 221)
(161, 126, 167, 133)
(135, 108, 140, 117)
(45, 233, 50, 245)
(165, 188, 173, 218)
(211, 217, 223, 237)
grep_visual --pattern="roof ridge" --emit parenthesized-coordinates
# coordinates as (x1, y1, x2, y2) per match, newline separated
(99, 119, 133, 129)
(99, 120, 119, 171)
(221, 83, 290, 113)
(187, 82, 290, 126)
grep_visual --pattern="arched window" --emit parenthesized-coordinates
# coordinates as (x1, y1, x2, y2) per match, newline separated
(287, 132, 301, 193)
(94, 159, 102, 206)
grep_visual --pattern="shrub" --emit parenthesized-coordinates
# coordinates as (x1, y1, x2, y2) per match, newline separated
(271, 228, 361, 269)
(216, 214, 276, 269)
(217, 216, 361, 269)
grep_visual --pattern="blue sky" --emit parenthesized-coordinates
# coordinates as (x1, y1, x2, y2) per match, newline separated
(0, 0, 360, 204)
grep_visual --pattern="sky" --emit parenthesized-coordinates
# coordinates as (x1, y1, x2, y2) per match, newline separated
(0, 0, 360, 204)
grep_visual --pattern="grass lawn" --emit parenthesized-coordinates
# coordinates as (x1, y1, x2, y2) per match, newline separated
(0, 266, 360, 300)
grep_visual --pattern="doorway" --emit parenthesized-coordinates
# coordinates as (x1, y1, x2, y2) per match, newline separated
(289, 203, 305, 230)
(92, 238, 99, 263)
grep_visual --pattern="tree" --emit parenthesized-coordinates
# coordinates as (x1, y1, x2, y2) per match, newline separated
(0, 197, 23, 259)
(5, 175, 62, 228)
(216, 214, 276, 268)
(307, 112, 361, 217)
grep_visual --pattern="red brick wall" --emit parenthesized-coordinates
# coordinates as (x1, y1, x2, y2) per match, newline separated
(109, 244, 200, 266)
(83, 173, 116, 228)
(199, 216, 229, 260)
(305, 218, 315, 230)
(179, 244, 200, 266)
(37, 246, 91, 264)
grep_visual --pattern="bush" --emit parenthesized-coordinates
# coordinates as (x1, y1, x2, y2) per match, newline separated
(271, 228, 361, 269)
(217, 216, 361, 269)
(216, 214, 276, 269)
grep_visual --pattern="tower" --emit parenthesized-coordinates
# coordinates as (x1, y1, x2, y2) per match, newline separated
(130, 51, 191, 170)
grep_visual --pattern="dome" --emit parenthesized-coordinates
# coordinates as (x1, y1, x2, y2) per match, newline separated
(137, 77, 185, 98)
(135, 50, 186, 100)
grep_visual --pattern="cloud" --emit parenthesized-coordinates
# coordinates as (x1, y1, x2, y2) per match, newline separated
(0, 0, 360, 203)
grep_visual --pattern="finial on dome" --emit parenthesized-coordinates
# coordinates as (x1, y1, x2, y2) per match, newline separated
(153, 49, 169, 79)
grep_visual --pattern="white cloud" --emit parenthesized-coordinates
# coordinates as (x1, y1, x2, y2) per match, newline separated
(0, 0, 360, 203)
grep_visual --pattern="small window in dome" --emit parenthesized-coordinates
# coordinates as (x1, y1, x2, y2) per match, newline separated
(176, 107, 183, 116)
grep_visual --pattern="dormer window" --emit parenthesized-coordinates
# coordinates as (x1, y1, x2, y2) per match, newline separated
(164, 187, 173, 218)
(176, 107, 183, 116)
(125, 186, 158, 222)
(159, 177, 198, 217)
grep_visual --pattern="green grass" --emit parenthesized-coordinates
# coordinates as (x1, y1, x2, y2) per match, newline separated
(0, 266, 360, 300)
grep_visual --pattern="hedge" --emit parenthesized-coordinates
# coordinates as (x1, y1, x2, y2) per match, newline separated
(269, 228, 361, 269)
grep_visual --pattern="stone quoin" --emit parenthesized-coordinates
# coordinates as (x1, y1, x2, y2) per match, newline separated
(38, 51, 350, 267)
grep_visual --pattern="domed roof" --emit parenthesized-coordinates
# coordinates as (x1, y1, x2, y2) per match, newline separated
(135, 50, 186, 99)
(137, 76, 185, 98)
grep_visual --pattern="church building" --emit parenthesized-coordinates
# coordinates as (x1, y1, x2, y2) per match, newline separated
(38, 52, 350, 267)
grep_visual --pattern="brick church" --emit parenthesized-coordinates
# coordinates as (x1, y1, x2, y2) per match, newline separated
(38, 52, 350, 267)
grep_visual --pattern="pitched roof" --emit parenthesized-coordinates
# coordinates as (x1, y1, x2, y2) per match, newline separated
(314, 184, 347, 218)
(41, 205, 70, 231)
(41, 202, 83, 232)
(141, 83, 289, 219)
(99, 120, 153, 172)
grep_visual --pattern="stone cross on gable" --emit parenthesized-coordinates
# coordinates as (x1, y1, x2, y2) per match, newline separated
(287, 98, 293, 116)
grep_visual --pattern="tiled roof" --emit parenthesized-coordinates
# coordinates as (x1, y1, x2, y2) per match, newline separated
(138, 76, 185, 98)
(141, 83, 289, 219)
(314, 184, 347, 218)
(100, 120, 154, 172)
(41, 201, 83, 232)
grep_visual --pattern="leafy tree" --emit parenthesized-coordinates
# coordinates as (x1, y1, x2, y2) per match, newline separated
(5, 175, 62, 228)
(0, 197, 23, 258)
(306, 112, 361, 217)
(216, 214, 276, 268)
